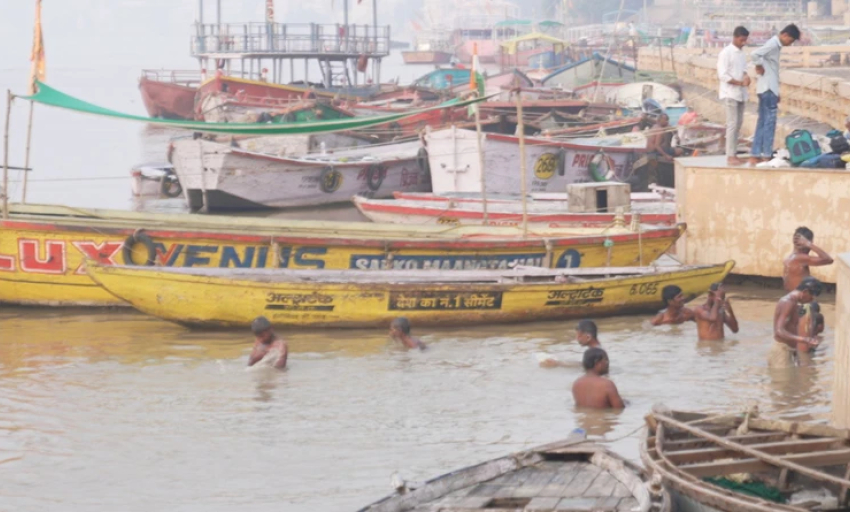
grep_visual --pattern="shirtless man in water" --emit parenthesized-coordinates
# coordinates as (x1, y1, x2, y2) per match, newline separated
(390, 317, 426, 350)
(693, 283, 739, 341)
(651, 285, 695, 326)
(771, 277, 822, 367)
(247, 316, 288, 369)
(572, 348, 625, 409)
(576, 319, 601, 348)
(783, 227, 833, 292)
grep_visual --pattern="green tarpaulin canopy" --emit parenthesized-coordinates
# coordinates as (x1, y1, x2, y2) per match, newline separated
(19, 81, 487, 135)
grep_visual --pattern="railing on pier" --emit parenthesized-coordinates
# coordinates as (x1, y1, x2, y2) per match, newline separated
(141, 69, 203, 86)
(191, 23, 391, 58)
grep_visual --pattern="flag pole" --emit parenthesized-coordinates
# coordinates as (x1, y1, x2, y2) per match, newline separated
(471, 43, 488, 225)
(21, 100, 34, 203)
(514, 89, 528, 238)
(2, 90, 13, 220)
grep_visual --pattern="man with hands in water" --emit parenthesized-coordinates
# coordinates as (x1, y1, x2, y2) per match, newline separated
(771, 277, 823, 367)
(247, 316, 288, 369)
(651, 285, 695, 326)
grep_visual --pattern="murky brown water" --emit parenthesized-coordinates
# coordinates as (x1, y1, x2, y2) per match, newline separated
(0, 286, 834, 511)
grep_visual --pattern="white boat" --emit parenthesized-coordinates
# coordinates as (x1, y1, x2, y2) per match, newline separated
(393, 186, 676, 203)
(352, 195, 676, 227)
(424, 127, 647, 196)
(171, 139, 431, 211)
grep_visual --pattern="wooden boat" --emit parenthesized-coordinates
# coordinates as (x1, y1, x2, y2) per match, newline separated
(641, 405, 850, 512)
(138, 70, 200, 120)
(198, 96, 355, 124)
(0, 204, 687, 307)
(352, 196, 676, 227)
(392, 187, 676, 204)
(171, 139, 430, 211)
(86, 261, 733, 328)
(358, 434, 671, 512)
(424, 128, 647, 196)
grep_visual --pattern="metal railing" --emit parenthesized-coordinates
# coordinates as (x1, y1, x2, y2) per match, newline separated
(190, 22, 391, 57)
(141, 69, 203, 85)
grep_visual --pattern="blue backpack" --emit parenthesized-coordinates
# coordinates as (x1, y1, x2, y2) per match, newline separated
(786, 130, 821, 165)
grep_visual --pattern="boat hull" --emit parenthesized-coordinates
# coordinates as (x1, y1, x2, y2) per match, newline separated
(353, 196, 676, 227)
(401, 50, 453, 64)
(138, 77, 197, 120)
(86, 261, 733, 328)
(0, 205, 686, 307)
(172, 140, 430, 211)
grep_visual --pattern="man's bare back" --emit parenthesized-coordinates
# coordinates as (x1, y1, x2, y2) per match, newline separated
(572, 374, 624, 409)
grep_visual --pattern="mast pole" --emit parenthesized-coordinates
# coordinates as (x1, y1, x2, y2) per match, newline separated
(514, 90, 528, 238)
(2, 91, 13, 220)
(21, 101, 34, 203)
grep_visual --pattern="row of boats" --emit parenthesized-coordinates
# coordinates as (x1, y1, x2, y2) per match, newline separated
(359, 407, 850, 511)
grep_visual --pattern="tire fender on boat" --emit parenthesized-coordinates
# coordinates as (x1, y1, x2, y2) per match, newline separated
(588, 150, 616, 182)
(366, 164, 385, 191)
(319, 166, 343, 193)
(160, 176, 183, 198)
(122, 230, 157, 266)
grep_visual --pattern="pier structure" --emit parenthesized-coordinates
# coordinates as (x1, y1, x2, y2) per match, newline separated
(191, 0, 389, 89)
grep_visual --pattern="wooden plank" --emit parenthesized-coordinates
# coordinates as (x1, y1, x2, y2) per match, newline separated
(616, 497, 639, 511)
(526, 496, 562, 511)
(537, 463, 583, 497)
(610, 482, 632, 498)
(592, 496, 622, 509)
(557, 465, 603, 498)
(555, 497, 602, 510)
(679, 449, 850, 478)
(487, 466, 538, 486)
(664, 437, 844, 465)
(581, 472, 620, 498)
(512, 468, 560, 497)
(464, 483, 503, 497)
(652, 431, 789, 451)
(655, 412, 850, 487)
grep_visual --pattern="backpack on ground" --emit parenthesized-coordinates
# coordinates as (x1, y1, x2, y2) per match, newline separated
(829, 134, 850, 155)
(786, 130, 821, 165)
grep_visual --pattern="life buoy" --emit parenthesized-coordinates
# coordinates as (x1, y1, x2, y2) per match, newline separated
(417, 147, 430, 176)
(366, 164, 385, 191)
(122, 230, 157, 266)
(319, 166, 343, 193)
(160, 175, 183, 198)
(356, 54, 368, 73)
(588, 150, 616, 182)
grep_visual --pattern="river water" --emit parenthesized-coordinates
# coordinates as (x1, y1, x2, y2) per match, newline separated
(0, 37, 838, 512)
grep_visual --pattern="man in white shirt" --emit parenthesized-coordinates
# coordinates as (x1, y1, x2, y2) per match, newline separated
(749, 24, 801, 166)
(717, 26, 751, 166)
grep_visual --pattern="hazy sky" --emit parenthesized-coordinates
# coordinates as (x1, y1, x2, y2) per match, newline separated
(0, 0, 408, 72)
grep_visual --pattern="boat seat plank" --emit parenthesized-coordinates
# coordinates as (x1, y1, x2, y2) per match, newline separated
(664, 437, 844, 465)
(525, 496, 562, 511)
(557, 465, 603, 498)
(651, 431, 789, 451)
(581, 471, 621, 497)
(537, 464, 583, 497)
(512, 469, 562, 497)
(679, 448, 850, 478)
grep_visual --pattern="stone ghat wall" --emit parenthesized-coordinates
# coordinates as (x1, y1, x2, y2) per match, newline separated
(638, 46, 850, 130)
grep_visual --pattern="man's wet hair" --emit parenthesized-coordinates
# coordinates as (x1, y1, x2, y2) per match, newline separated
(795, 226, 814, 242)
(251, 316, 272, 334)
(391, 317, 411, 335)
(781, 24, 801, 41)
(797, 276, 823, 296)
(582, 347, 608, 371)
(662, 285, 683, 306)
(733, 26, 750, 38)
(577, 319, 598, 338)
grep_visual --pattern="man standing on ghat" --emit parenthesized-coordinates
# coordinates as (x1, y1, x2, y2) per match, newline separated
(717, 26, 750, 166)
(749, 24, 801, 166)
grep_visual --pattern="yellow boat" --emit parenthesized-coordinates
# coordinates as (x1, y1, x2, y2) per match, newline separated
(0, 204, 685, 307)
(86, 261, 735, 328)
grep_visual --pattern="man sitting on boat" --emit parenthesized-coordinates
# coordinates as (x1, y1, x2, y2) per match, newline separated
(693, 283, 739, 341)
(771, 277, 822, 368)
(247, 316, 288, 369)
(651, 285, 695, 326)
(389, 317, 426, 351)
(572, 348, 625, 410)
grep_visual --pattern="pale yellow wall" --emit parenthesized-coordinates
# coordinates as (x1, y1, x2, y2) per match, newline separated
(675, 160, 850, 283)
(833, 254, 850, 427)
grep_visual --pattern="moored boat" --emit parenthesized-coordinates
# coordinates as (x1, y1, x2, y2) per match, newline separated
(0, 204, 687, 307)
(138, 70, 200, 120)
(86, 261, 733, 328)
(641, 405, 850, 512)
(171, 139, 431, 211)
(358, 434, 671, 511)
(352, 196, 676, 227)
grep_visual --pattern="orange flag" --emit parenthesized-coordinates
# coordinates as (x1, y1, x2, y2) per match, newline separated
(29, 0, 46, 95)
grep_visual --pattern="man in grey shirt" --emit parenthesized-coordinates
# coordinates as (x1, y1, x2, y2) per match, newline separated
(748, 24, 801, 166)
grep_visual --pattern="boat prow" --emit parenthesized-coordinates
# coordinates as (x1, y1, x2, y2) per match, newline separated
(358, 434, 671, 511)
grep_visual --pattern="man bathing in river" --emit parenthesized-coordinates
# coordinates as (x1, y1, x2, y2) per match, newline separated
(572, 348, 625, 409)
(248, 316, 288, 369)
(693, 283, 739, 341)
(390, 317, 426, 350)
(576, 319, 601, 348)
(783, 227, 833, 292)
(651, 285, 695, 325)
(772, 277, 823, 367)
